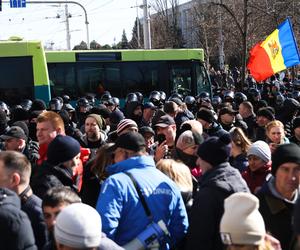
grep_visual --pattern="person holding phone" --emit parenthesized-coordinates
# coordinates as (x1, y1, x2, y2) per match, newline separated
(154, 115, 177, 161)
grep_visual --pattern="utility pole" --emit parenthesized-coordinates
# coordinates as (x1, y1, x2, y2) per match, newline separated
(136, 0, 140, 48)
(65, 3, 71, 50)
(142, 0, 151, 49)
(218, 1, 225, 70)
(3, 0, 90, 49)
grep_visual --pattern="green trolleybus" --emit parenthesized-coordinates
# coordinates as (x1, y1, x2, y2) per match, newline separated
(46, 49, 211, 102)
(0, 39, 51, 105)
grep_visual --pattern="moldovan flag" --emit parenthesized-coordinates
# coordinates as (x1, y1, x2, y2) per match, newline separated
(247, 18, 300, 82)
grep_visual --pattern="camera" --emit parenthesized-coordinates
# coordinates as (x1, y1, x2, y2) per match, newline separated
(123, 220, 170, 250)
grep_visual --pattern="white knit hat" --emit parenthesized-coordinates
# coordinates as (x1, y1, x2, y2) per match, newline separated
(220, 192, 266, 245)
(247, 140, 271, 163)
(54, 203, 102, 248)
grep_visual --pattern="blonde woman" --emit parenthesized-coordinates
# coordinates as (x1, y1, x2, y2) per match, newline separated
(156, 159, 193, 213)
(265, 120, 289, 153)
(230, 127, 252, 172)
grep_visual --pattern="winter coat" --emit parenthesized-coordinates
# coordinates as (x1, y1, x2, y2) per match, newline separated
(31, 161, 77, 199)
(185, 162, 250, 250)
(21, 192, 49, 250)
(230, 153, 249, 173)
(242, 162, 272, 194)
(0, 188, 37, 250)
(243, 114, 257, 140)
(256, 176, 298, 250)
(80, 159, 103, 208)
(204, 122, 228, 138)
(96, 155, 189, 248)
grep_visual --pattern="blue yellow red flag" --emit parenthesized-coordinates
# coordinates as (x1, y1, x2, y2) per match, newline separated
(247, 18, 300, 82)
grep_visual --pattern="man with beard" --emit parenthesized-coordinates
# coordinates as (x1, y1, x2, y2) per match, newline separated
(81, 114, 107, 157)
(124, 101, 143, 127)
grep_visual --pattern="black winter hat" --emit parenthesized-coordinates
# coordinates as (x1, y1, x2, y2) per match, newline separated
(197, 133, 232, 166)
(112, 132, 146, 152)
(293, 116, 300, 130)
(109, 110, 125, 125)
(256, 108, 275, 121)
(47, 135, 81, 165)
(13, 121, 29, 138)
(11, 107, 29, 122)
(196, 108, 215, 124)
(31, 99, 47, 111)
(271, 143, 300, 176)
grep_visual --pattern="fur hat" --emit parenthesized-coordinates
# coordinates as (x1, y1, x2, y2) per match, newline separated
(220, 192, 266, 245)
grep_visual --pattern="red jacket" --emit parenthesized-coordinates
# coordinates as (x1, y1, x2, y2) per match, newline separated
(242, 162, 272, 194)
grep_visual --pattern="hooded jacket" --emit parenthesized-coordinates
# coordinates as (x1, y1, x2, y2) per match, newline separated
(0, 188, 37, 250)
(96, 155, 189, 248)
(124, 101, 143, 125)
(185, 162, 249, 250)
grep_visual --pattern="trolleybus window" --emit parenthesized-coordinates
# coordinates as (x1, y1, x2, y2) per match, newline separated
(0, 56, 34, 105)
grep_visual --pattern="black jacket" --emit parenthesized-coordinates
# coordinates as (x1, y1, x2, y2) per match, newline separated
(80, 159, 103, 208)
(0, 188, 37, 250)
(185, 162, 249, 250)
(31, 161, 78, 199)
(243, 114, 256, 140)
(21, 192, 49, 250)
(256, 177, 297, 250)
(204, 122, 228, 138)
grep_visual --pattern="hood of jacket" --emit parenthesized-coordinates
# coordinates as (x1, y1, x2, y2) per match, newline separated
(125, 101, 142, 119)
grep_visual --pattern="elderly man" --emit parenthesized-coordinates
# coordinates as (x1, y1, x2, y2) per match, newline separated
(257, 143, 300, 250)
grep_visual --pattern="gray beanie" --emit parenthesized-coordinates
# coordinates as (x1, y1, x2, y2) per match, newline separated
(247, 141, 271, 163)
(55, 203, 102, 248)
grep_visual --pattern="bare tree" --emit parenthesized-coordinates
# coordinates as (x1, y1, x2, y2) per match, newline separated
(150, 0, 185, 48)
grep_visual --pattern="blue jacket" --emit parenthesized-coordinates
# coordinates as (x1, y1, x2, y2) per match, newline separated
(96, 155, 189, 247)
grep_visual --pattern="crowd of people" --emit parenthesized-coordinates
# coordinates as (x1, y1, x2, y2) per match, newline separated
(1, 71, 300, 250)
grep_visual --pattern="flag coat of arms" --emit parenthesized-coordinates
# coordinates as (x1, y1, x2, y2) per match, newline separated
(247, 18, 300, 82)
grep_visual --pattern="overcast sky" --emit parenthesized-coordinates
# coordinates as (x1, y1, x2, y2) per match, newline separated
(0, 0, 188, 50)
